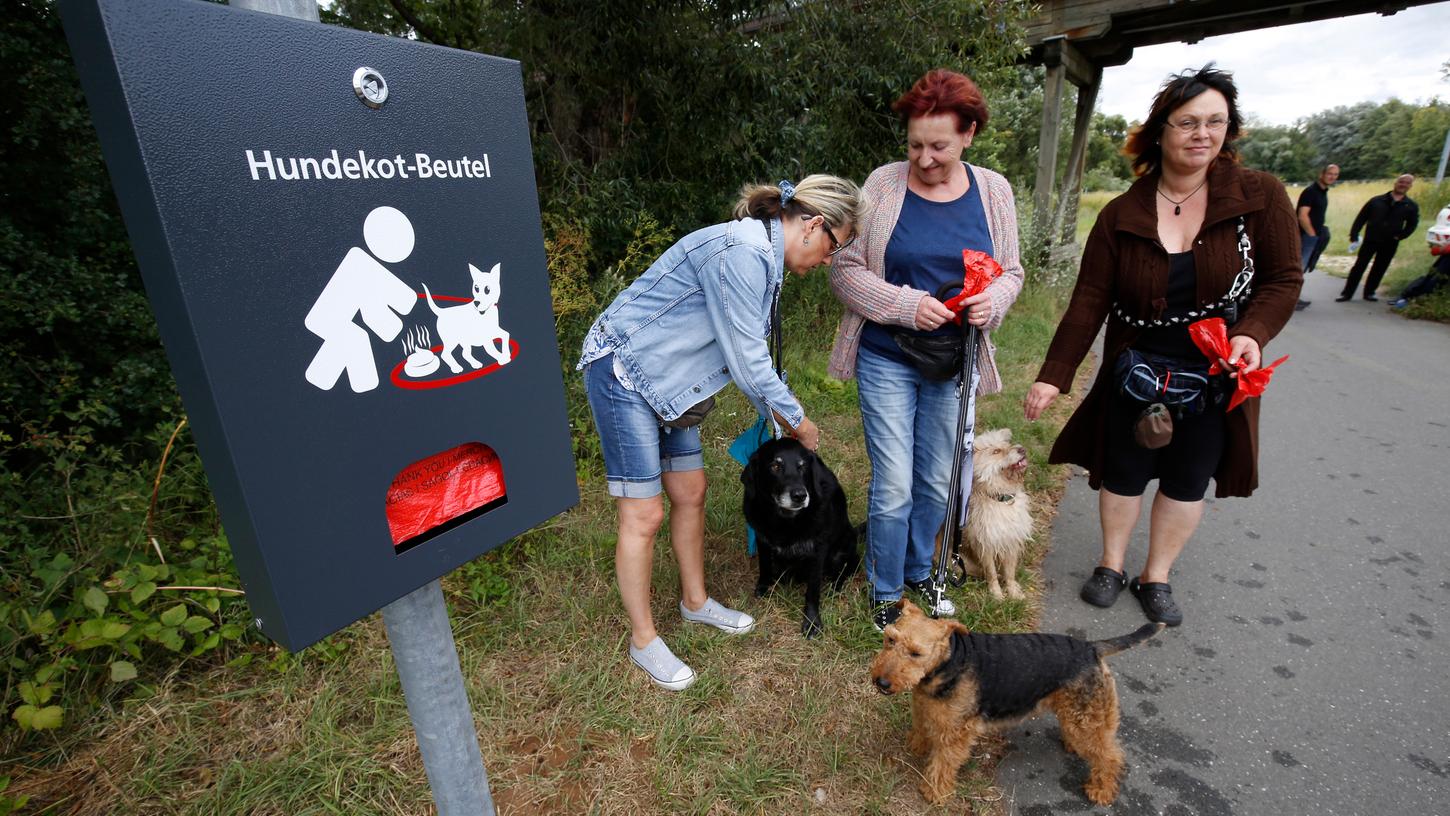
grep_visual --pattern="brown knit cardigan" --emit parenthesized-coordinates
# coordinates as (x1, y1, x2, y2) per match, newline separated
(1036, 159, 1303, 498)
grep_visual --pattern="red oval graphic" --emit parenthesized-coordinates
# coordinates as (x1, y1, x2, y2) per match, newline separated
(389, 341, 521, 391)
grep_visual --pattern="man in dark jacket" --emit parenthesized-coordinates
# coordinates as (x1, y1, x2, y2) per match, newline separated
(1337, 174, 1420, 302)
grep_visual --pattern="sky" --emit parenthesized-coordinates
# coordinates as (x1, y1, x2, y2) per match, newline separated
(1095, 1, 1450, 126)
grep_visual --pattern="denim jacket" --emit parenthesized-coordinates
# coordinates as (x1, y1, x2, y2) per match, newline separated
(579, 217, 803, 429)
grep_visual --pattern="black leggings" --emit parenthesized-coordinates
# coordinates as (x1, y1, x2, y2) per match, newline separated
(1101, 389, 1226, 502)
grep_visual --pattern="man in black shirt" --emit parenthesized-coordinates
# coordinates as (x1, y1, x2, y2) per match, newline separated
(1337, 174, 1420, 302)
(1295, 163, 1338, 310)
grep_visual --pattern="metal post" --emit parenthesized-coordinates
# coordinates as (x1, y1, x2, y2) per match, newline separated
(227, 3, 492, 813)
(382, 581, 495, 816)
(1435, 126, 1450, 185)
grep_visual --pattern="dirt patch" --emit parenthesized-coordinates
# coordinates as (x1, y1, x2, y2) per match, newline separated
(1313, 254, 1353, 276)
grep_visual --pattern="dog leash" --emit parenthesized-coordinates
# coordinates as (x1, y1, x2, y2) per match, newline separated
(932, 284, 978, 609)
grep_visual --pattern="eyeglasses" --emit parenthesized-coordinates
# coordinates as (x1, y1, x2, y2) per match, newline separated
(804, 214, 856, 256)
(1164, 116, 1229, 133)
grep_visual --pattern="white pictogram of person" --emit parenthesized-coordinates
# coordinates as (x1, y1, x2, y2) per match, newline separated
(304, 206, 420, 393)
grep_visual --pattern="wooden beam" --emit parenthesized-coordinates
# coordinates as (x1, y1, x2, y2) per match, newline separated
(1027, 0, 1443, 55)
(1055, 67, 1102, 246)
(1033, 60, 1067, 238)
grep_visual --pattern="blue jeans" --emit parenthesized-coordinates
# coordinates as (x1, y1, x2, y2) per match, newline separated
(584, 354, 703, 498)
(1300, 227, 1329, 273)
(856, 345, 976, 602)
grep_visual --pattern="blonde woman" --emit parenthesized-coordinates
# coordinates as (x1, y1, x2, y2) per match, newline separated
(578, 175, 868, 690)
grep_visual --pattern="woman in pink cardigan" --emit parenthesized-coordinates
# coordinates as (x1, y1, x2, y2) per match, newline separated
(828, 69, 1025, 630)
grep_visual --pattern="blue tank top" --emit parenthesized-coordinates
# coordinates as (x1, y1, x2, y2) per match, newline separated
(861, 166, 994, 364)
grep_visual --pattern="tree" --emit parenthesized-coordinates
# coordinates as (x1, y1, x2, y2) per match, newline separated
(1301, 102, 1376, 178)
(1082, 112, 1133, 191)
(1358, 98, 1416, 177)
(1236, 117, 1313, 180)
(1, 0, 178, 464)
(325, 0, 1033, 236)
(1403, 102, 1450, 177)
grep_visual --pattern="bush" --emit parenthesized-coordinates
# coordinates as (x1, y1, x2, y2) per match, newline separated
(1, 422, 258, 741)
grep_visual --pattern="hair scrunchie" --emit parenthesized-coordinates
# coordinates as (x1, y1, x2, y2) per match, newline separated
(779, 179, 796, 206)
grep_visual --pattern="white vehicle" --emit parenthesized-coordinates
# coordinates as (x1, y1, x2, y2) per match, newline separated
(1429, 204, 1450, 256)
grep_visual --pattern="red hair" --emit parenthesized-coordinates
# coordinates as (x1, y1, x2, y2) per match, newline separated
(892, 69, 989, 133)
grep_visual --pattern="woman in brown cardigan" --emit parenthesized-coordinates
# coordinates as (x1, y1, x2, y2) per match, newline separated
(1023, 66, 1302, 626)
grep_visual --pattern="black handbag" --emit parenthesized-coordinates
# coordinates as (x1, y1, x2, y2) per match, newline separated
(1115, 349, 1218, 416)
(892, 282, 970, 382)
(891, 333, 962, 381)
(1114, 350, 1220, 450)
(660, 396, 716, 429)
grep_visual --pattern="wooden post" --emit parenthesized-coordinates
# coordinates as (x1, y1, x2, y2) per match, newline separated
(1055, 66, 1102, 247)
(1033, 59, 1066, 240)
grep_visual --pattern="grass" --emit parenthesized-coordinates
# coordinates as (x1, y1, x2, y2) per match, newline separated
(1078, 178, 1450, 324)
(2, 268, 1080, 814)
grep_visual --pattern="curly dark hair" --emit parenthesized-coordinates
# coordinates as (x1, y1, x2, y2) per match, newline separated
(1124, 64, 1242, 176)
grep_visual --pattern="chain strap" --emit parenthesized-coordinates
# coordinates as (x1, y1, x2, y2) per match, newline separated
(1113, 217, 1253, 328)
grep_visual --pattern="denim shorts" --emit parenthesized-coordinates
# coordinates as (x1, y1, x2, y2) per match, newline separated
(584, 354, 704, 498)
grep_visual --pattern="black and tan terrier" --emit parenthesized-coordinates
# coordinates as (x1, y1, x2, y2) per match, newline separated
(869, 600, 1162, 806)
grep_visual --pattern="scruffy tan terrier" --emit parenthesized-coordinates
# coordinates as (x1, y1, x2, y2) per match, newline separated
(869, 600, 1162, 806)
(964, 428, 1033, 600)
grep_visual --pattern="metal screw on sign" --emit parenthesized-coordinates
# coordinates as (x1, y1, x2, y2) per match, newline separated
(352, 67, 388, 109)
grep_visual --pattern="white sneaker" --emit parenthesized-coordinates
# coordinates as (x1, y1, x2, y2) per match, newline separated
(628, 637, 696, 691)
(680, 597, 756, 635)
(906, 579, 957, 617)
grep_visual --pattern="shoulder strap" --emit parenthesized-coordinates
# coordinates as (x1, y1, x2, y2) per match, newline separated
(1112, 216, 1254, 329)
(763, 217, 784, 377)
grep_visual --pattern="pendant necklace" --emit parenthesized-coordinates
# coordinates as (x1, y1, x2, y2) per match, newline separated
(1157, 178, 1208, 215)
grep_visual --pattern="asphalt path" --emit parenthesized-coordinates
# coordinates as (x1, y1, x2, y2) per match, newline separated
(994, 270, 1450, 815)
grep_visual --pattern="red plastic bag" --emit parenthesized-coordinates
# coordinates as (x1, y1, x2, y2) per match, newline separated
(1188, 318, 1233, 373)
(1187, 318, 1289, 411)
(385, 442, 507, 551)
(1228, 355, 1289, 412)
(942, 250, 1004, 322)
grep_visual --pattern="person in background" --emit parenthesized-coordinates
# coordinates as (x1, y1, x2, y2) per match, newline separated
(1391, 253, 1450, 310)
(579, 175, 866, 690)
(1024, 65, 1302, 627)
(827, 68, 1025, 630)
(1294, 163, 1338, 311)
(1337, 174, 1419, 302)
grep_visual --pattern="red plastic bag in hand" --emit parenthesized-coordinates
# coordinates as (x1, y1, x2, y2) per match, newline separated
(1228, 354, 1289, 412)
(1188, 317, 1290, 411)
(941, 250, 1004, 322)
(1188, 318, 1232, 372)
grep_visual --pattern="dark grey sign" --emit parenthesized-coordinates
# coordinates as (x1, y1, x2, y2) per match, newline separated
(61, 0, 578, 650)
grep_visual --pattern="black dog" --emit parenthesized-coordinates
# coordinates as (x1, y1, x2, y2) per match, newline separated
(741, 437, 860, 638)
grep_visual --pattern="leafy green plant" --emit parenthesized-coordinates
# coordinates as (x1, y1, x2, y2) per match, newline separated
(1, 419, 262, 740)
(0, 776, 30, 815)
